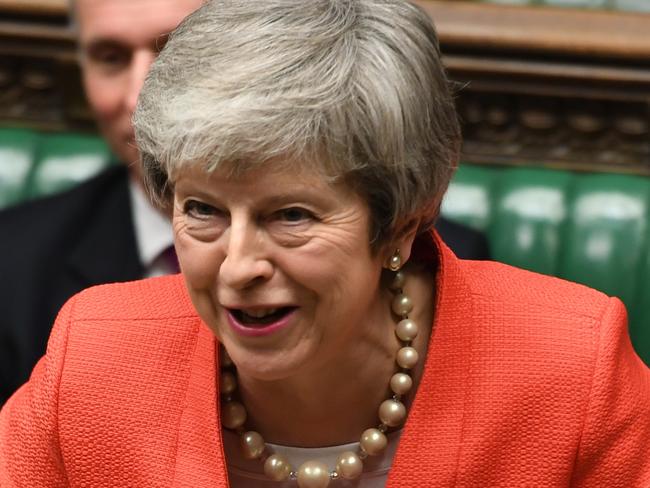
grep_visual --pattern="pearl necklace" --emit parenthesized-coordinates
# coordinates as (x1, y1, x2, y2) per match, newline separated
(219, 267, 419, 488)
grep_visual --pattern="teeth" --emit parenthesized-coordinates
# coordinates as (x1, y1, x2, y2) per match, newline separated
(241, 308, 278, 318)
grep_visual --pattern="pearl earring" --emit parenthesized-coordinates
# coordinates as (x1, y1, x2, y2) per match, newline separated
(388, 249, 401, 272)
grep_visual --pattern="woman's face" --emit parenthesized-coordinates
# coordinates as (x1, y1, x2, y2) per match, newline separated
(173, 165, 391, 381)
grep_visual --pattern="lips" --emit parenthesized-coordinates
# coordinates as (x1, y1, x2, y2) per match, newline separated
(225, 306, 297, 337)
(231, 307, 295, 325)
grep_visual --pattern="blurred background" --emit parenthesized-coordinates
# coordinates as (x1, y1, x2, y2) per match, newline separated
(0, 0, 649, 363)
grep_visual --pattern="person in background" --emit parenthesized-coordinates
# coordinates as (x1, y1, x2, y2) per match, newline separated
(0, 0, 488, 406)
(0, 0, 204, 405)
(1, 1, 647, 486)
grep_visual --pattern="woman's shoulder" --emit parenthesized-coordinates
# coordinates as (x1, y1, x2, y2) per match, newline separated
(70, 274, 198, 321)
(457, 258, 612, 323)
(55, 275, 204, 370)
(440, 257, 626, 372)
(52, 275, 207, 413)
(0, 275, 215, 481)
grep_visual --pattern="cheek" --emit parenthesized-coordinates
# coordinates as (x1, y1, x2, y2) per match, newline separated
(175, 231, 223, 332)
(286, 241, 381, 307)
(83, 70, 124, 121)
(175, 231, 220, 290)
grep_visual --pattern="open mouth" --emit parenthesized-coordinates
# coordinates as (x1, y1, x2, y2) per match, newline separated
(229, 307, 296, 326)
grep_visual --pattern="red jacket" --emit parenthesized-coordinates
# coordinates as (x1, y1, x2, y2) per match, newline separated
(2, 236, 649, 487)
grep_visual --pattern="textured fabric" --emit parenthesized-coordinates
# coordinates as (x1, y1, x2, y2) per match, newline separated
(1, 233, 648, 487)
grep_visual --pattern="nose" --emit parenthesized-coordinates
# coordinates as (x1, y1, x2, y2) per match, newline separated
(125, 49, 156, 114)
(219, 219, 274, 290)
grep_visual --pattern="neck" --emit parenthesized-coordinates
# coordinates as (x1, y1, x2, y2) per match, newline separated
(233, 265, 436, 447)
(238, 343, 395, 446)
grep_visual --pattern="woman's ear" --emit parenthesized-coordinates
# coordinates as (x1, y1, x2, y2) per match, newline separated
(382, 217, 421, 269)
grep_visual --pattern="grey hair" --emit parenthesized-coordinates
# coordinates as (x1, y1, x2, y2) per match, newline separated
(133, 0, 461, 246)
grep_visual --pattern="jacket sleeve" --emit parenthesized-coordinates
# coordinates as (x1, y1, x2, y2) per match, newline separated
(0, 295, 76, 487)
(571, 297, 650, 487)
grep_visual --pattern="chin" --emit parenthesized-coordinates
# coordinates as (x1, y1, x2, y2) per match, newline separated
(224, 340, 315, 383)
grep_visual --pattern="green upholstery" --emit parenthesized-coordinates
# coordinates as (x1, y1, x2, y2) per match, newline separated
(442, 164, 650, 364)
(0, 128, 113, 206)
(490, 168, 572, 276)
(636, 249, 650, 362)
(0, 129, 40, 208)
(26, 133, 113, 199)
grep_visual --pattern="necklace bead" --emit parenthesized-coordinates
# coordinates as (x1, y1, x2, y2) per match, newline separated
(264, 453, 292, 481)
(240, 431, 265, 459)
(392, 293, 413, 316)
(395, 318, 418, 341)
(296, 460, 330, 488)
(220, 349, 234, 368)
(336, 451, 363, 480)
(378, 399, 407, 427)
(222, 400, 247, 429)
(389, 270, 406, 291)
(390, 372, 413, 395)
(396, 346, 419, 369)
(220, 371, 237, 395)
(359, 427, 388, 456)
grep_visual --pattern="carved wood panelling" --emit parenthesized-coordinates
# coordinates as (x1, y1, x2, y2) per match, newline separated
(0, 0, 66, 16)
(0, 13, 93, 131)
(458, 91, 650, 174)
(414, 0, 650, 174)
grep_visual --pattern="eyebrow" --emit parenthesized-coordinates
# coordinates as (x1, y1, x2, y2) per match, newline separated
(80, 38, 128, 54)
(81, 33, 170, 55)
(175, 180, 332, 209)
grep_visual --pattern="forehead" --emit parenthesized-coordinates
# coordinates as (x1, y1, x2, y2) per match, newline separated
(75, 0, 203, 45)
(174, 160, 351, 199)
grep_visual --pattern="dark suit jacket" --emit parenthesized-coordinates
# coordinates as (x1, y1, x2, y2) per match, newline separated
(436, 217, 490, 261)
(0, 166, 143, 404)
(0, 165, 489, 404)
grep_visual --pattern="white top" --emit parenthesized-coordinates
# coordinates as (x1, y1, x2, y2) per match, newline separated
(128, 178, 176, 277)
(222, 429, 402, 487)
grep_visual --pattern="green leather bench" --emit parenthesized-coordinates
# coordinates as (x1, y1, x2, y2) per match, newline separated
(443, 164, 650, 364)
(0, 127, 648, 364)
(0, 128, 113, 208)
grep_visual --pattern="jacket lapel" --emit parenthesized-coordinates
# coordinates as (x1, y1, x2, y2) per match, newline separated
(387, 233, 474, 487)
(173, 317, 229, 487)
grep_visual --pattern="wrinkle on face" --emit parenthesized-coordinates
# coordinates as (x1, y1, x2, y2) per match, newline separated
(171, 163, 392, 383)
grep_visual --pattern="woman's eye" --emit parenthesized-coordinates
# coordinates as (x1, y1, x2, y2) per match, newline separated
(277, 207, 313, 223)
(183, 200, 218, 218)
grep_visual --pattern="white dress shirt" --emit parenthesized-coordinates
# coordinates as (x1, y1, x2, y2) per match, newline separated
(128, 178, 176, 277)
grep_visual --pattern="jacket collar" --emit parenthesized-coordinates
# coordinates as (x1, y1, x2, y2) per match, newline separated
(387, 231, 473, 486)
(173, 322, 228, 486)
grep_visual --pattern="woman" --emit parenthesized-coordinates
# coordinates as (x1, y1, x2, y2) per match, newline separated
(1, 1, 648, 486)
